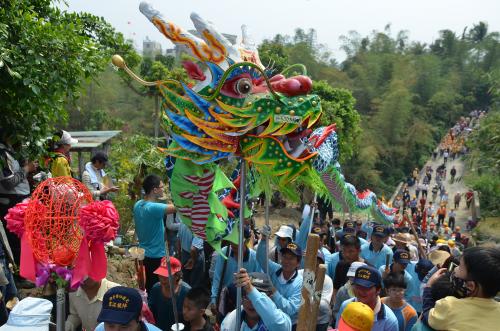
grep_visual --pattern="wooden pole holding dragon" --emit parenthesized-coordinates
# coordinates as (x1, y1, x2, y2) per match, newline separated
(297, 234, 323, 331)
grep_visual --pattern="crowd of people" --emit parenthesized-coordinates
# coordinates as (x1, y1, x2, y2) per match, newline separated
(118, 170, 499, 331)
(1, 112, 499, 331)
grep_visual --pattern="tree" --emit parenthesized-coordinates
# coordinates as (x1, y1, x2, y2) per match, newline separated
(313, 81, 361, 162)
(465, 111, 500, 216)
(468, 22, 488, 43)
(0, 0, 138, 158)
(258, 37, 289, 74)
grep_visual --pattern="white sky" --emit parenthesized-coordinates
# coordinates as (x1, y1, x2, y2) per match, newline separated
(65, 0, 500, 61)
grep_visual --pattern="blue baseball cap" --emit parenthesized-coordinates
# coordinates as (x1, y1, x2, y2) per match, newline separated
(342, 227, 356, 235)
(343, 221, 356, 230)
(280, 242, 302, 258)
(372, 225, 388, 237)
(394, 249, 411, 265)
(353, 265, 382, 288)
(312, 226, 326, 236)
(97, 287, 142, 325)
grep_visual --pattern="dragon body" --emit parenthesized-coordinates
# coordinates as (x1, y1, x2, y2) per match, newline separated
(115, 2, 397, 251)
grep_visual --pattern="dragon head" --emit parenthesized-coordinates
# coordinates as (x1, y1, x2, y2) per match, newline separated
(139, 2, 327, 184)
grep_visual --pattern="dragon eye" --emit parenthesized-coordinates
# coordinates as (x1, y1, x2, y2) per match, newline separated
(235, 78, 253, 95)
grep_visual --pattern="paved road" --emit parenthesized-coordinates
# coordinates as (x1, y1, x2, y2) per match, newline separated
(407, 153, 472, 231)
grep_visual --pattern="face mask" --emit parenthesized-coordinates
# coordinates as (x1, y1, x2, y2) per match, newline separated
(450, 273, 470, 298)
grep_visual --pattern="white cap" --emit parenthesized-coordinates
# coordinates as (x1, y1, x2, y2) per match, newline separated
(347, 261, 367, 277)
(0, 297, 53, 330)
(275, 225, 293, 239)
(59, 130, 78, 145)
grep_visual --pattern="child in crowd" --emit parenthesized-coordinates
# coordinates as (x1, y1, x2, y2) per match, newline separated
(183, 287, 214, 331)
(381, 273, 417, 331)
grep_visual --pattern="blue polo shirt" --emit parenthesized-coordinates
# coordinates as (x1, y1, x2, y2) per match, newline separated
(358, 237, 369, 246)
(295, 214, 332, 265)
(405, 261, 424, 313)
(220, 287, 292, 331)
(326, 252, 341, 280)
(256, 240, 302, 324)
(336, 297, 399, 331)
(210, 245, 261, 304)
(361, 243, 394, 269)
(296, 211, 312, 252)
(133, 200, 167, 258)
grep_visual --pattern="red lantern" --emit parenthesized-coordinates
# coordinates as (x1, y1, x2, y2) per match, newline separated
(24, 177, 93, 266)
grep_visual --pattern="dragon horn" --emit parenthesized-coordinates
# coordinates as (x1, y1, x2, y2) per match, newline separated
(239, 25, 264, 68)
(140, 2, 220, 64)
(111, 55, 156, 86)
(190, 12, 240, 66)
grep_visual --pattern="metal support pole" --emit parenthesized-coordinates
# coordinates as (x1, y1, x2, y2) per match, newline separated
(235, 159, 247, 331)
(264, 196, 270, 275)
(56, 288, 65, 331)
(164, 238, 180, 330)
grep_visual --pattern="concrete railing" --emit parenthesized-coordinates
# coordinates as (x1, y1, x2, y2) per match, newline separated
(472, 191, 481, 220)
(390, 181, 404, 206)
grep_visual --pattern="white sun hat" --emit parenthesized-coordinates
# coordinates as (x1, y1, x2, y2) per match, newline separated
(0, 297, 53, 331)
(275, 225, 293, 239)
(59, 130, 78, 145)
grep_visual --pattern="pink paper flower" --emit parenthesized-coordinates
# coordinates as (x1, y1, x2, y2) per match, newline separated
(79, 200, 120, 243)
(5, 200, 29, 238)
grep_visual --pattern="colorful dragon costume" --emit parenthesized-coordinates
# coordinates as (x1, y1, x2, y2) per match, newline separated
(113, 2, 396, 252)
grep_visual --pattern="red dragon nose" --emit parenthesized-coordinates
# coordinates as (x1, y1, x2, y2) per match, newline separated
(270, 75, 313, 96)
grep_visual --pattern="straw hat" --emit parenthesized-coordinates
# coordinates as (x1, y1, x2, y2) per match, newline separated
(428, 250, 451, 267)
(393, 233, 411, 245)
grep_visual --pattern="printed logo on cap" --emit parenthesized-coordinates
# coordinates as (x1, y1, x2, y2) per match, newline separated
(107, 294, 131, 310)
(357, 269, 372, 280)
(400, 251, 410, 260)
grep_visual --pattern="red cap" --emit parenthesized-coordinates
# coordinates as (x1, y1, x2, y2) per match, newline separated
(154, 257, 182, 277)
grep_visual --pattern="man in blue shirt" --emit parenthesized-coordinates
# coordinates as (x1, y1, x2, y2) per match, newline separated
(361, 225, 394, 270)
(220, 269, 292, 331)
(256, 234, 303, 326)
(95, 286, 162, 331)
(336, 265, 398, 331)
(210, 228, 261, 317)
(133, 174, 176, 293)
(326, 235, 362, 284)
